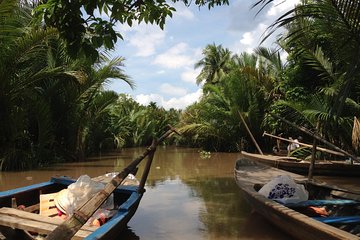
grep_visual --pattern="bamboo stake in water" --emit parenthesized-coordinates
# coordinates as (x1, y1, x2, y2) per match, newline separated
(239, 111, 263, 155)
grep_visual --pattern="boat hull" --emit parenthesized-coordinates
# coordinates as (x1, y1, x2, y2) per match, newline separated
(234, 158, 360, 240)
(0, 176, 142, 239)
(241, 151, 360, 176)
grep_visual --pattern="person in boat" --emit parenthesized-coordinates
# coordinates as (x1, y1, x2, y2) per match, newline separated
(287, 136, 302, 154)
(272, 133, 284, 154)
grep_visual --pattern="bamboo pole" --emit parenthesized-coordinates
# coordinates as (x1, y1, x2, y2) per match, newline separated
(269, 113, 359, 163)
(308, 121, 320, 180)
(138, 141, 156, 193)
(263, 132, 345, 156)
(46, 125, 179, 240)
(239, 112, 263, 155)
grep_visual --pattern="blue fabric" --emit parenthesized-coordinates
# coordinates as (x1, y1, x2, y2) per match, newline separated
(314, 216, 360, 224)
(283, 199, 359, 208)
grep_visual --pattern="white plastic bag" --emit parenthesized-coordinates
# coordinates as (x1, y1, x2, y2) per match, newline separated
(55, 175, 114, 216)
(258, 175, 308, 204)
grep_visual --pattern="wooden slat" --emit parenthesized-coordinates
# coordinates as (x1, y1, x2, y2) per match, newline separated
(0, 207, 98, 239)
(39, 193, 58, 217)
(24, 203, 40, 213)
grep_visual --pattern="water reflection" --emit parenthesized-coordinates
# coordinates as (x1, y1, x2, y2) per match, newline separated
(0, 147, 294, 239)
(185, 177, 251, 239)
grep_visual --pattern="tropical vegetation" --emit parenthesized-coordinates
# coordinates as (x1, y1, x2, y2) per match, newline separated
(1, 0, 360, 170)
(0, 0, 180, 170)
(33, 0, 230, 61)
(178, 0, 360, 158)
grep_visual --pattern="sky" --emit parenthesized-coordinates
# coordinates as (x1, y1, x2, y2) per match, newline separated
(106, 0, 300, 110)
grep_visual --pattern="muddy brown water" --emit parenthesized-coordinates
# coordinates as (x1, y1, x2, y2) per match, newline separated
(1, 147, 359, 239)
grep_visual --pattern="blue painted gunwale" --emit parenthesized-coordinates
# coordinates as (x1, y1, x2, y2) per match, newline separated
(0, 176, 143, 239)
(85, 190, 142, 239)
(0, 181, 53, 198)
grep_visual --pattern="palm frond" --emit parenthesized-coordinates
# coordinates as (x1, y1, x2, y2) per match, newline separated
(302, 46, 337, 82)
(263, 0, 360, 45)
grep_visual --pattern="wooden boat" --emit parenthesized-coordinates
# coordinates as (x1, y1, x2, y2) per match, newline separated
(0, 175, 142, 240)
(234, 158, 360, 240)
(241, 151, 360, 176)
(0, 127, 177, 240)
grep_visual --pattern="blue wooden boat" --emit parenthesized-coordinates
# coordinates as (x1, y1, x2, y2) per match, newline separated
(0, 175, 143, 239)
(234, 158, 360, 240)
(0, 127, 177, 240)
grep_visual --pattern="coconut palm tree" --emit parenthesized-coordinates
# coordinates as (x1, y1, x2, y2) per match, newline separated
(194, 43, 231, 87)
(180, 51, 268, 151)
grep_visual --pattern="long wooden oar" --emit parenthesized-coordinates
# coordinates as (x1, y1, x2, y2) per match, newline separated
(269, 113, 359, 163)
(263, 132, 345, 156)
(46, 125, 179, 240)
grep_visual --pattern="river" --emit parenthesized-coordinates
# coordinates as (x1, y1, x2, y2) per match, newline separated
(1, 146, 358, 239)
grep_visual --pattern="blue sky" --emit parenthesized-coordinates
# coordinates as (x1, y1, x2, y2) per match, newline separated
(106, 0, 299, 110)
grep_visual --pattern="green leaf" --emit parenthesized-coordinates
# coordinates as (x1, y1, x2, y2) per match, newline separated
(127, 17, 132, 27)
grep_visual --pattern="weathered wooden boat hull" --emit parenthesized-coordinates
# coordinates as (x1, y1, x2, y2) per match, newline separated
(234, 158, 360, 240)
(0, 176, 142, 240)
(242, 151, 360, 176)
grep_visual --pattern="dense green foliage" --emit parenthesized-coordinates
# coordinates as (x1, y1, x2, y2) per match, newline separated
(179, 0, 360, 156)
(0, 0, 181, 171)
(34, 0, 229, 61)
(2, 0, 360, 170)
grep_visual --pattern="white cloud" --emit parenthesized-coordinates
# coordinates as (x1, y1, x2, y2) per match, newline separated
(240, 32, 254, 46)
(181, 67, 200, 84)
(120, 23, 166, 57)
(153, 42, 195, 69)
(156, 70, 166, 74)
(134, 89, 203, 110)
(110, 0, 301, 110)
(229, 0, 299, 55)
(267, 0, 300, 17)
(160, 83, 187, 96)
(172, 3, 195, 20)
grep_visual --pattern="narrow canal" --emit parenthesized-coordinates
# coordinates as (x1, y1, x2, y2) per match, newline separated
(1, 147, 358, 239)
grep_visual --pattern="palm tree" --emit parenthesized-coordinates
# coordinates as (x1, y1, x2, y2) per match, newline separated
(0, 0, 134, 169)
(73, 55, 133, 160)
(194, 43, 231, 86)
(274, 46, 360, 151)
(254, 46, 287, 101)
(0, 0, 70, 170)
(180, 51, 267, 152)
(256, 0, 360, 117)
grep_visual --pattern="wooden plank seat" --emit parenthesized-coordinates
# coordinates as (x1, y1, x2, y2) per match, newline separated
(0, 207, 98, 240)
(283, 199, 360, 208)
(313, 215, 360, 225)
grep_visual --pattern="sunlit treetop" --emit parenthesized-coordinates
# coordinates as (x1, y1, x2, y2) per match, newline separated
(34, 0, 229, 61)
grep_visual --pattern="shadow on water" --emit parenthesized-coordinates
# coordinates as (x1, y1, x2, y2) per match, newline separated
(118, 226, 140, 240)
(0, 146, 321, 239)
